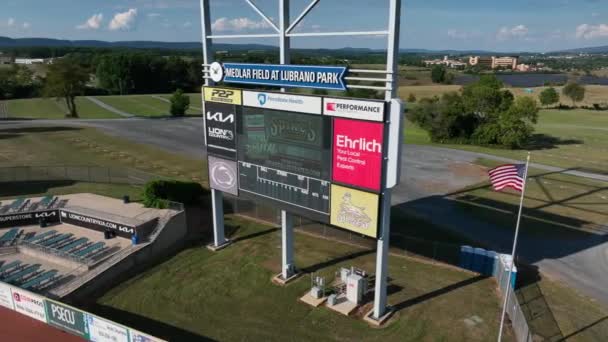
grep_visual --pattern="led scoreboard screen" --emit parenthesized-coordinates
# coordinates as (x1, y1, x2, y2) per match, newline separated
(237, 107, 332, 222)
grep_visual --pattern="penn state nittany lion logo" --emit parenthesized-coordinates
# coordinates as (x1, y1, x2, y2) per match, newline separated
(258, 93, 268, 106)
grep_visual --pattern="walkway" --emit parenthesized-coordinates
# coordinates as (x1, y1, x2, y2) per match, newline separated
(85, 97, 134, 118)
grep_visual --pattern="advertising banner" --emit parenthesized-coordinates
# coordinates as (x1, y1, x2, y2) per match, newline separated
(330, 185, 380, 238)
(45, 300, 87, 338)
(11, 288, 47, 322)
(243, 91, 322, 115)
(208, 156, 238, 196)
(60, 210, 136, 238)
(86, 314, 129, 342)
(130, 329, 167, 342)
(203, 87, 242, 105)
(0, 282, 13, 309)
(0, 210, 59, 228)
(220, 63, 347, 90)
(323, 98, 385, 122)
(332, 118, 384, 192)
(205, 102, 238, 160)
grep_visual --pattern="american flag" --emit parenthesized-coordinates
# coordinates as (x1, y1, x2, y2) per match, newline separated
(488, 164, 526, 192)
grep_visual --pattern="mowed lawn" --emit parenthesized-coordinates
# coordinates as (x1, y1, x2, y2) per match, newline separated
(6, 97, 121, 119)
(405, 109, 608, 173)
(93, 95, 170, 117)
(95, 215, 512, 342)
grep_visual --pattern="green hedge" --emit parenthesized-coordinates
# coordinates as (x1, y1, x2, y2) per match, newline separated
(143, 180, 207, 208)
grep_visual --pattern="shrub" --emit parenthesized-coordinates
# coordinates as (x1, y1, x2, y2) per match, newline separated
(170, 89, 190, 117)
(143, 180, 206, 208)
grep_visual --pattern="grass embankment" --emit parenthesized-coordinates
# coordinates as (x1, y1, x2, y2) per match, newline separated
(6, 97, 121, 119)
(405, 109, 608, 173)
(94, 94, 201, 117)
(96, 215, 511, 342)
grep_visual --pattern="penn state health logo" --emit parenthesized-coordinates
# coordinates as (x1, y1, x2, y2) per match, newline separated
(257, 93, 268, 106)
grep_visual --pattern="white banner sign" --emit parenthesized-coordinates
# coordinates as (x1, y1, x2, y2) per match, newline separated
(323, 98, 385, 122)
(0, 283, 13, 310)
(130, 329, 166, 342)
(243, 91, 322, 115)
(86, 314, 129, 342)
(11, 288, 46, 322)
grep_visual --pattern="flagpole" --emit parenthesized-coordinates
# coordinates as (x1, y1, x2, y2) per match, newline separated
(497, 152, 531, 342)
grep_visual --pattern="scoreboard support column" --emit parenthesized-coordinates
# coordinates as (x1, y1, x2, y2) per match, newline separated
(372, 188, 392, 320)
(208, 189, 229, 250)
(281, 210, 296, 280)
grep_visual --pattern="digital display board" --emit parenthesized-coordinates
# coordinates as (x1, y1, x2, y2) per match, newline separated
(237, 107, 332, 220)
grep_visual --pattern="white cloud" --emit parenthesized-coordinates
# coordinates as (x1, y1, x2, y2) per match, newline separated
(576, 23, 608, 39)
(22, 22, 30, 29)
(591, 13, 600, 18)
(147, 13, 161, 20)
(77, 13, 103, 30)
(109, 8, 138, 31)
(7, 18, 15, 27)
(183, 21, 192, 28)
(497, 25, 529, 41)
(211, 17, 270, 32)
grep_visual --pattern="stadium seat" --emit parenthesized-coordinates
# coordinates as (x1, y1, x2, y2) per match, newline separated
(41, 234, 73, 247)
(3, 264, 41, 283)
(59, 238, 88, 253)
(21, 270, 58, 290)
(75, 242, 105, 257)
(0, 260, 21, 274)
(26, 230, 57, 242)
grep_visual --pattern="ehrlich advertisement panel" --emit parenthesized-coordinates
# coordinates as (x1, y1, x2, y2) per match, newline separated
(45, 300, 87, 338)
(0, 282, 13, 309)
(11, 288, 47, 322)
(330, 185, 380, 238)
(205, 102, 238, 160)
(332, 118, 384, 192)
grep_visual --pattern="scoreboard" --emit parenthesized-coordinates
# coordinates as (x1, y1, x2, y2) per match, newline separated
(204, 87, 394, 238)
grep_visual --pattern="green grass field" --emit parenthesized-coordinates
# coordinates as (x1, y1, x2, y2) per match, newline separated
(92, 95, 170, 117)
(0, 181, 142, 202)
(95, 215, 512, 342)
(6, 97, 121, 119)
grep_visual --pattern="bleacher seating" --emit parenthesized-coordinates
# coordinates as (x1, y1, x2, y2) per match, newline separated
(0, 228, 21, 247)
(0, 260, 21, 274)
(3, 264, 41, 283)
(21, 270, 58, 290)
(59, 238, 88, 253)
(26, 230, 57, 243)
(0, 258, 62, 291)
(74, 242, 105, 258)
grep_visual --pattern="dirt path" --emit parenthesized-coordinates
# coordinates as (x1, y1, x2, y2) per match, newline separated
(85, 97, 134, 118)
(0, 101, 9, 119)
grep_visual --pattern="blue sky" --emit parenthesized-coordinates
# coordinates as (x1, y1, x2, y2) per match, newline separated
(1, 0, 607, 52)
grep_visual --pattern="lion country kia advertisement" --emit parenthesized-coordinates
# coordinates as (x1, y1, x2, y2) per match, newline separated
(332, 118, 384, 192)
(330, 184, 379, 238)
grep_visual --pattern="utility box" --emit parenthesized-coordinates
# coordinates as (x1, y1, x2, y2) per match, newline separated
(328, 294, 338, 306)
(346, 274, 365, 304)
(310, 286, 322, 299)
(340, 268, 351, 282)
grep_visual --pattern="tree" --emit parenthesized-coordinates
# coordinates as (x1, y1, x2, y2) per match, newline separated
(44, 59, 89, 118)
(539, 87, 559, 107)
(431, 65, 447, 84)
(407, 93, 417, 103)
(562, 82, 585, 107)
(170, 89, 190, 117)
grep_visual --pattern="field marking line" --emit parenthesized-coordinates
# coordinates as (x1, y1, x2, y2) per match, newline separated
(86, 97, 134, 118)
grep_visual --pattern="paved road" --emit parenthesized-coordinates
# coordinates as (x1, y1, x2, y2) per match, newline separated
(1, 118, 608, 307)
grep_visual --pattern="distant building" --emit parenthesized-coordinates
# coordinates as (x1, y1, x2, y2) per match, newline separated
(469, 56, 519, 70)
(0, 56, 14, 64)
(469, 56, 493, 68)
(424, 56, 467, 68)
(15, 58, 46, 65)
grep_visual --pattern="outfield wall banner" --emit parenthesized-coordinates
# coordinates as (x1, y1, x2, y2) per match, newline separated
(323, 98, 385, 122)
(11, 287, 47, 322)
(0, 210, 59, 228)
(332, 118, 384, 192)
(45, 300, 87, 338)
(60, 210, 136, 238)
(330, 184, 380, 238)
(130, 329, 166, 342)
(86, 314, 129, 342)
(204, 102, 238, 160)
(243, 91, 322, 115)
(0, 282, 13, 310)
(203, 87, 242, 105)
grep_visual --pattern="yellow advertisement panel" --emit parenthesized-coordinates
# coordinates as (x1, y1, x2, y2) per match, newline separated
(203, 87, 242, 105)
(330, 184, 379, 238)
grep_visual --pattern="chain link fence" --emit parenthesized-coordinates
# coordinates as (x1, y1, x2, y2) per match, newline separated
(0, 166, 159, 185)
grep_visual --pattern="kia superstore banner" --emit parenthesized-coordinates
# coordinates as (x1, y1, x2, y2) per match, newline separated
(332, 118, 384, 192)
(0, 282, 13, 309)
(205, 102, 238, 160)
(330, 184, 380, 238)
(11, 287, 47, 322)
(0, 209, 59, 228)
(45, 299, 88, 338)
(324, 98, 385, 122)
(86, 314, 130, 342)
(60, 210, 136, 238)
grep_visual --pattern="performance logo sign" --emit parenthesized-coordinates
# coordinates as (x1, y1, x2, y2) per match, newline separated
(60, 210, 136, 238)
(45, 300, 87, 338)
(208, 156, 238, 196)
(86, 314, 129, 342)
(324, 98, 385, 122)
(0, 283, 13, 310)
(243, 91, 322, 115)
(205, 102, 237, 160)
(203, 87, 242, 105)
(332, 118, 384, 192)
(11, 288, 47, 322)
(0, 210, 59, 228)
(220, 63, 347, 90)
(330, 185, 379, 238)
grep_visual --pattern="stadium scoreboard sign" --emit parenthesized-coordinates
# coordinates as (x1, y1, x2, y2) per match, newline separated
(204, 86, 402, 238)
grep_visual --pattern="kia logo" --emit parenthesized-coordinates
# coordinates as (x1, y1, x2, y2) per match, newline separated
(206, 111, 235, 123)
(258, 94, 267, 106)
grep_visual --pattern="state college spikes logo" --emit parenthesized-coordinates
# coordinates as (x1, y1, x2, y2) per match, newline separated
(336, 192, 372, 229)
